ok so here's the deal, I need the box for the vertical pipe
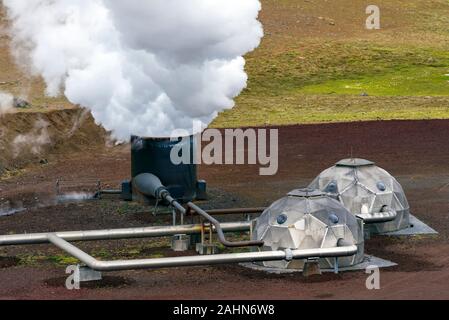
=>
[334,257,339,274]
[172,209,177,226]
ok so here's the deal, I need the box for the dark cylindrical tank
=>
[130,135,199,203]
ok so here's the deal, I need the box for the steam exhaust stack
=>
[122,136,207,204]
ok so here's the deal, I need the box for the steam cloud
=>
[0,91,13,115]
[13,118,51,158]
[2,0,263,140]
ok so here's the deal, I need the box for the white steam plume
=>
[12,118,51,158]
[2,0,263,140]
[0,90,13,115]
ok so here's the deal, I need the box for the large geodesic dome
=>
[309,159,410,234]
[252,189,364,270]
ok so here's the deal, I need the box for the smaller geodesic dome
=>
[309,159,410,234]
[252,189,364,270]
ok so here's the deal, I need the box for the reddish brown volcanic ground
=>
[1,120,449,299]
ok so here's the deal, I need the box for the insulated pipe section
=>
[187,202,264,248]
[357,206,397,224]
[204,208,266,216]
[133,173,168,200]
[133,173,186,213]
[0,222,251,246]
[47,233,358,272]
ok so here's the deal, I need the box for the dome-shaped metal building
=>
[252,189,364,270]
[309,159,410,234]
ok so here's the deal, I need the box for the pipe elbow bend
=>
[88,260,109,272]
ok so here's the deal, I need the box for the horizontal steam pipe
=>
[93,189,122,199]
[357,207,397,224]
[98,190,122,195]
[0,222,251,246]
[204,207,266,216]
[47,233,358,272]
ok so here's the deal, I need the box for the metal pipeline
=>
[0,173,261,247]
[187,202,264,248]
[0,222,251,246]
[133,173,263,248]
[0,172,362,273]
[93,190,122,199]
[98,190,122,195]
[0,224,357,273]
[0,168,360,273]
[47,233,358,272]
[357,206,397,224]
[204,208,266,216]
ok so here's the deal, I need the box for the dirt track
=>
[0,119,449,300]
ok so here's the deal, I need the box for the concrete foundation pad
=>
[240,255,397,274]
[333,255,397,272]
[381,214,438,236]
[78,265,102,282]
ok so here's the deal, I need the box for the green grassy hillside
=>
[213,0,449,127]
[1,1,449,126]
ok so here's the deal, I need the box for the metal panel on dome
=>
[309,158,411,234]
[252,189,364,270]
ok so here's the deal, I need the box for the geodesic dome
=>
[252,189,364,270]
[309,159,410,234]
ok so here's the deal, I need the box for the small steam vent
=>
[309,159,410,234]
[252,189,364,270]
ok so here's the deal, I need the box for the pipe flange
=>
[284,248,294,261]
